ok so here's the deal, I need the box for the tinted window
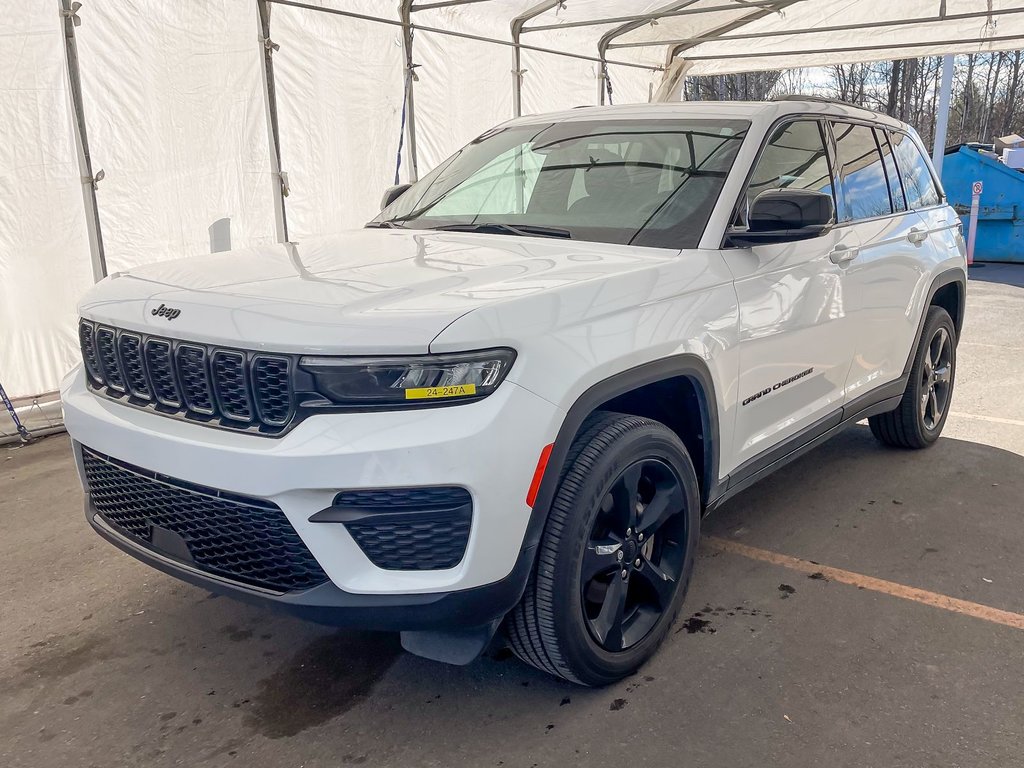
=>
[831,122,892,221]
[375,119,749,249]
[891,132,941,209]
[877,129,907,213]
[739,120,833,225]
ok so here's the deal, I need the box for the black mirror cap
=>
[380,183,412,211]
[726,189,835,247]
[749,188,834,231]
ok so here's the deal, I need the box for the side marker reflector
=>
[526,443,554,508]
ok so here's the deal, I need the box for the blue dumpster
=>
[941,145,1024,263]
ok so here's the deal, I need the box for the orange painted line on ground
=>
[705,536,1024,631]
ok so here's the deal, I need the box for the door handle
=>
[829,244,859,265]
[908,228,929,245]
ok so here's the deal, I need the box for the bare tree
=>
[682,50,1024,146]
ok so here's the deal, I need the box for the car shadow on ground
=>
[6,427,1024,766]
[968,261,1024,288]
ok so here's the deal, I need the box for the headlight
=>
[298,348,516,408]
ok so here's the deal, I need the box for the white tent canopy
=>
[3,0,1023,401]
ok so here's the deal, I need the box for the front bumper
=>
[62,366,562,628]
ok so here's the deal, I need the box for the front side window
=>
[373,119,749,249]
[831,122,892,221]
[891,131,941,209]
[737,119,834,226]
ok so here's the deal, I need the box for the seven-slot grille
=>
[81,447,328,592]
[79,319,294,434]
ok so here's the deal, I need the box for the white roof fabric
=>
[3,0,1024,399]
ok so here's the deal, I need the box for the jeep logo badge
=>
[151,303,181,320]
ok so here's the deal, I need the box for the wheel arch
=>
[903,267,967,380]
[929,273,965,339]
[531,355,721,526]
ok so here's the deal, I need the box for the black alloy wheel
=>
[506,412,700,686]
[869,306,957,449]
[581,458,688,652]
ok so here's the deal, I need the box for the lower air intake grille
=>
[82,447,328,592]
[332,487,472,571]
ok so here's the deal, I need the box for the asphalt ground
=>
[2,264,1022,767]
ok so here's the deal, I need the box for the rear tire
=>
[869,306,956,449]
[505,412,700,686]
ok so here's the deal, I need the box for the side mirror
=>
[726,189,834,247]
[381,183,412,211]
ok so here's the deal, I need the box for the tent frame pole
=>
[611,6,1024,49]
[400,0,419,181]
[522,0,799,33]
[678,32,1024,64]
[269,1,659,71]
[257,0,289,242]
[597,2,698,106]
[932,53,955,176]
[511,2,562,117]
[59,0,107,281]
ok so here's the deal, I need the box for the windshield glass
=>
[372,118,750,249]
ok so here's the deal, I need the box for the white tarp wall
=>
[73,1,278,274]
[0,6,94,400]
[273,0,406,238]
[5,0,1024,401]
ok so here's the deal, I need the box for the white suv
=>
[63,100,966,685]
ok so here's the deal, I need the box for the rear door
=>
[891,129,966,290]
[831,122,928,405]
[725,118,861,470]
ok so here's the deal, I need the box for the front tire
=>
[869,306,957,449]
[506,412,700,686]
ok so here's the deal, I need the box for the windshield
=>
[371,118,750,249]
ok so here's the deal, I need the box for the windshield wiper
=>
[364,220,407,229]
[431,223,572,239]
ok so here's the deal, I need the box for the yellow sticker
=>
[405,384,477,400]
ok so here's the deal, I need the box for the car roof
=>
[507,100,908,132]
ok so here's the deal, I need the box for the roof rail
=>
[773,94,877,112]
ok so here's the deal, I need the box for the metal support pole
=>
[510,3,561,119]
[400,1,419,181]
[596,2,698,106]
[59,0,107,281]
[932,53,955,177]
[967,181,981,266]
[257,0,289,242]
[512,42,524,117]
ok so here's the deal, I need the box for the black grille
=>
[79,320,103,384]
[253,357,293,426]
[176,344,215,414]
[333,487,472,570]
[118,333,151,400]
[211,351,253,422]
[79,319,295,434]
[145,339,181,407]
[82,447,328,592]
[95,326,126,392]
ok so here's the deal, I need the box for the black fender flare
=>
[903,266,967,378]
[521,353,721,561]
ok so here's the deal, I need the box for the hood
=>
[80,229,679,354]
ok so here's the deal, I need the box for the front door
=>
[725,119,860,471]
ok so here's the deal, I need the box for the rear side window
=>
[831,122,892,221]
[737,120,834,226]
[891,132,941,209]
[876,129,907,213]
